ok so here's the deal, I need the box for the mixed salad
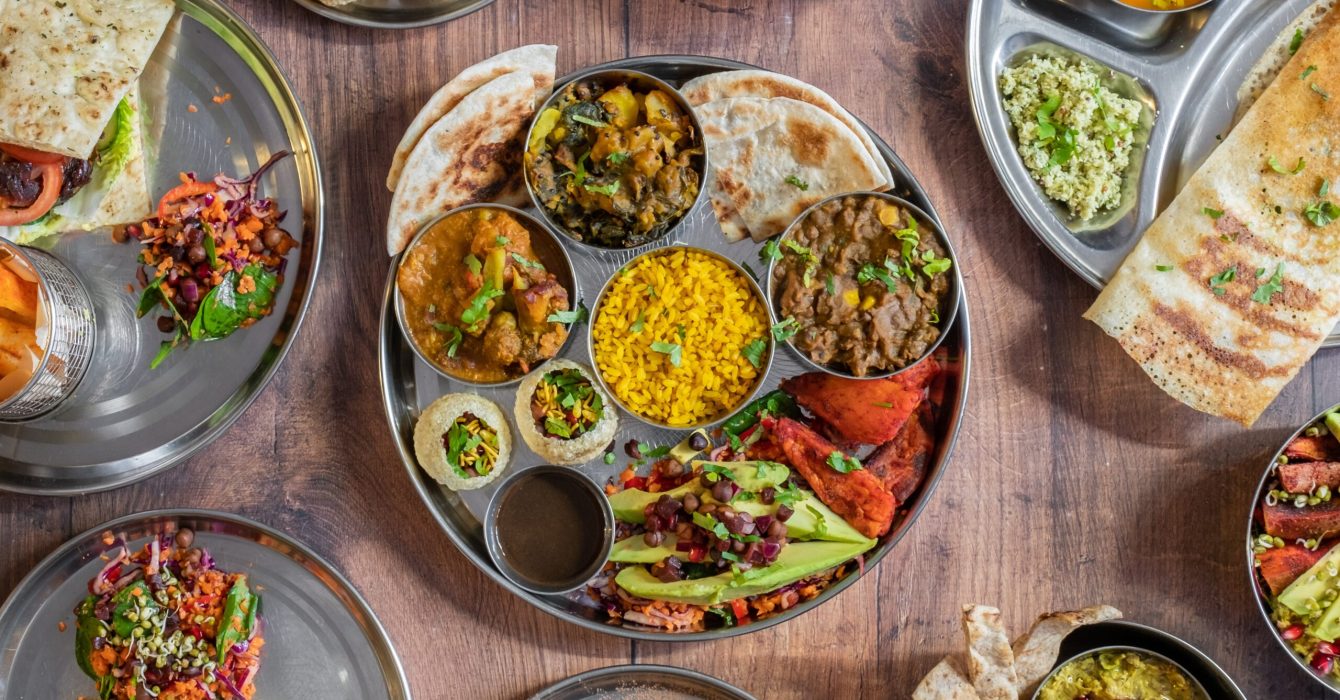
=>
[75,528,263,700]
[122,152,298,369]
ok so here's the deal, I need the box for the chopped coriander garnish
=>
[1323,179,1332,197]
[463,253,482,275]
[771,317,799,342]
[494,235,510,246]
[460,281,504,328]
[741,261,760,281]
[785,175,809,190]
[1305,200,1340,226]
[650,341,683,367]
[511,252,545,270]
[1202,207,1224,219]
[677,324,687,342]
[629,312,646,333]
[1303,65,1319,80]
[1291,28,1306,55]
[1268,156,1306,175]
[607,151,629,164]
[432,323,463,358]
[1253,263,1286,304]
[824,273,835,295]
[1208,266,1237,296]
[921,250,953,276]
[604,452,616,465]
[646,284,656,298]
[826,451,862,474]
[1155,264,1174,272]
[858,261,897,291]
[546,304,588,325]
[760,239,782,264]
[872,401,894,408]
[741,338,767,368]
[584,180,620,196]
[571,114,608,128]
[1313,83,1332,101]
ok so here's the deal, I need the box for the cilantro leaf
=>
[826,451,862,474]
[650,341,682,367]
[741,338,767,368]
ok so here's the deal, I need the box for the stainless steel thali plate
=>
[0,0,323,495]
[967,0,1340,347]
[0,510,409,699]
[530,665,757,700]
[379,55,972,640]
[290,0,495,29]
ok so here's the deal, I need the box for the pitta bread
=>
[385,71,538,256]
[961,605,1019,700]
[1011,605,1121,695]
[681,69,894,190]
[912,655,979,700]
[386,45,556,192]
[0,0,174,158]
[695,97,886,241]
[1236,0,1336,123]
[1086,3,1340,426]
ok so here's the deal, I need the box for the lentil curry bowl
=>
[590,247,772,429]
[768,193,957,378]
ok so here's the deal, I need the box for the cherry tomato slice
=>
[0,143,64,165]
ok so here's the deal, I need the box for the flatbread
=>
[1084,2,1340,426]
[1236,0,1337,123]
[386,71,538,256]
[91,87,151,229]
[682,69,894,191]
[961,605,1018,700]
[912,655,978,700]
[0,0,175,158]
[386,45,556,192]
[1011,605,1121,695]
[695,97,886,242]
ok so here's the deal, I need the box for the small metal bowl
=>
[765,192,961,380]
[391,203,580,388]
[522,68,709,256]
[1106,0,1215,14]
[483,465,614,596]
[1247,402,1340,695]
[1032,645,1212,699]
[587,244,775,431]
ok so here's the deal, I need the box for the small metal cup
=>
[483,465,614,596]
[765,192,961,380]
[0,241,96,422]
[391,203,580,388]
[522,68,709,257]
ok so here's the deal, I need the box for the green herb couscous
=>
[1000,54,1144,222]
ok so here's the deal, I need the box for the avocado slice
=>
[1279,545,1340,618]
[614,539,875,605]
[702,461,790,491]
[1327,412,1340,443]
[609,482,699,524]
[1313,592,1340,642]
[610,535,679,564]
[607,462,792,525]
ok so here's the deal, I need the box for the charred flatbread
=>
[386,45,557,192]
[695,96,885,241]
[1236,0,1336,123]
[962,605,1019,700]
[386,71,539,256]
[1085,3,1340,426]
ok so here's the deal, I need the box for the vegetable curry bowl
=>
[394,204,579,386]
[766,193,960,379]
[524,69,708,252]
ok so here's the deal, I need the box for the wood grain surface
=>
[1,0,1336,697]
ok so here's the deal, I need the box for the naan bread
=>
[681,69,894,190]
[1236,0,1337,123]
[696,97,885,241]
[386,45,557,192]
[1085,3,1340,426]
[386,71,538,256]
[0,0,175,158]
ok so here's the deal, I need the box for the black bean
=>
[248,237,265,254]
[731,540,745,553]
[111,226,129,244]
[760,487,775,505]
[624,439,643,459]
[156,316,176,333]
[655,496,681,519]
[262,227,284,249]
[711,479,735,503]
[689,432,709,451]
[682,492,700,513]
[643,530,665,547]
[174,528,194,549]
[768,519,786,538]
[187,245,206,264]
[662,461,685,477]
[776,504,794,522]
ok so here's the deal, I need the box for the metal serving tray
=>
[0,0,324,495]
[379,55,972,640]
[290,0,495,29]
[966,0,1339,347]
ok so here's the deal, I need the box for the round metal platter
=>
[0,0,324,495]
[290,0,495,29]
[0,510,410,699]
[967,0,1340,348]
[530,664,756,700]
[1046,620,1245,699]
[379,55,972,640]
[1246,401,1340,695]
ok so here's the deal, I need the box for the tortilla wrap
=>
[386,71,538,256]
[1236,0,1336,123]
[387,45,557,192]
[0,0,175,158]
[1011,605,1121,694]
[1084,3,1340,426]
[681,69,894,190]
[695,97,885,241]
[962,605,1019,700]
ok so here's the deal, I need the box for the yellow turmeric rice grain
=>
[592,248,769,427]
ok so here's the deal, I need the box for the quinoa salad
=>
[1000,54,1144,222]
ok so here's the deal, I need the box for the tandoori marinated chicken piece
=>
[864,403,935,504]
[1264,498,1340,541]
[769,417,895,538]
[1285,435,1340,463]
[781,357,939,446]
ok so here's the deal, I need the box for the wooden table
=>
[2,0,1336,697]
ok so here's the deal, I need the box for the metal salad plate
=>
[0,0,324,495]
[967,0,1340,347]
[530,665,757,700]
[1044,620,1246,699]
[379,55,972,640]
[0,509,410,699]
[291,0,496,29]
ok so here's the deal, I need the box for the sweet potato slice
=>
[1257,543,1331,595]
[1264,499,1340,541]
[865,403,934,503]
[1285,435,1340,463]
[771,417,895,538]
[781,357,939,446]
[1279,462,1340,495]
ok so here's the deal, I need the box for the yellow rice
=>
[592,249,769,427]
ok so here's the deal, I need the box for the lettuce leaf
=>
[93,97,136,193]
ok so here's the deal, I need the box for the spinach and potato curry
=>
[525,74,704,248]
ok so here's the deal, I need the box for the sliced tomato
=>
[156,181,219,220]
[730,598,749,621]
[0,143,64,165]
[0,164,63,226]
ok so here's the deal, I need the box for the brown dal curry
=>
[773,195,950,376]
[398,208,570,383]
